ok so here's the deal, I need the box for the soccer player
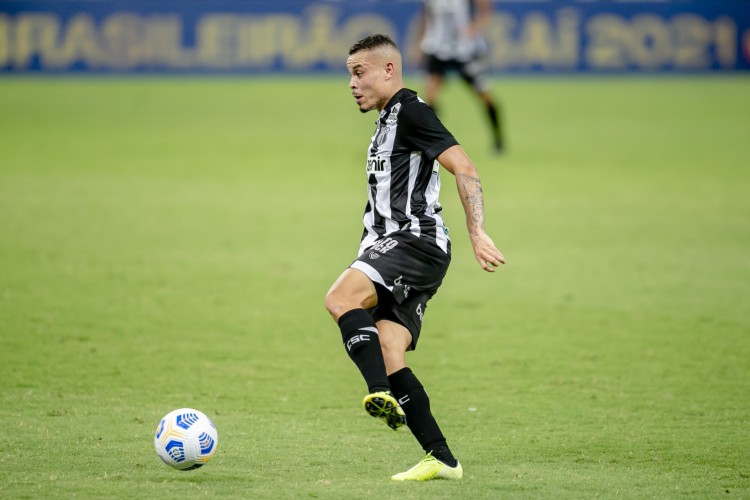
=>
[415,0,504,153]
[324,34,505,481]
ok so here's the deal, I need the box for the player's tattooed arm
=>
[456,173,486,240]
[437,145,506,272]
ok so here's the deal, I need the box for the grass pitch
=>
[1,75,749,498]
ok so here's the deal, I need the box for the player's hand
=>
[470,231,505,272]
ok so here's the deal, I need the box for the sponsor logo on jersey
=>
[371,237,398,253]
[367,155,386,173]
[394,275,411,298]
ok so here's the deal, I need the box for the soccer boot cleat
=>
[390,453,463,481]
[362,391,406,430]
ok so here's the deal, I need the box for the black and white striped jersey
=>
[420,0,486,62]
[358,88,458,257]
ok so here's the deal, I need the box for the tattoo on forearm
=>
[457,174,485,235]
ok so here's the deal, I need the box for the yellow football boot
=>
[362,391,406,430]
[391,453,463,481]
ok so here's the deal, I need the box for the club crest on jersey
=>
[375,126,390,146]
[366,155,386,173]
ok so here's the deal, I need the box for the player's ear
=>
[384,61,395,79]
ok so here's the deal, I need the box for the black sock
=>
[388,367,458,467]
[338,309,389,393]
[486,101,503,150]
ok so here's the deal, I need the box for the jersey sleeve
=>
[399,102,459,161]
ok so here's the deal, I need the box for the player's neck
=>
[377,85,404,111]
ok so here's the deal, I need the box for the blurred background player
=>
[415,0,504,153]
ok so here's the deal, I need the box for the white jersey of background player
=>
[420,0,489,62]
[416,0,504,153]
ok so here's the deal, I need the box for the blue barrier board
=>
[1,1,749,73]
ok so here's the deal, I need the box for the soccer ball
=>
[154,408,218,470]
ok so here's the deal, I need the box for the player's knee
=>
[323,290,340,318]
[324,288,351,321]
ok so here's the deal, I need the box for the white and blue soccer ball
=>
[154,408,218,470]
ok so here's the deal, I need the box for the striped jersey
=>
[420,0,486,62]
[359,88,458,257]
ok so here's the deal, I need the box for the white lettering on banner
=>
[0,14,9,65]
[55,14,103,69]
[0,6,741,72]
[714,16,737,67]
[484,9,581,69]
[1,6,396,71]
[100,13,143,69]
[586,13,737,69]
[10,13,57,68]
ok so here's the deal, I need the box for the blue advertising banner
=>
[1,0,749,74]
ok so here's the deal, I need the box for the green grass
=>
[1,75,749,498]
